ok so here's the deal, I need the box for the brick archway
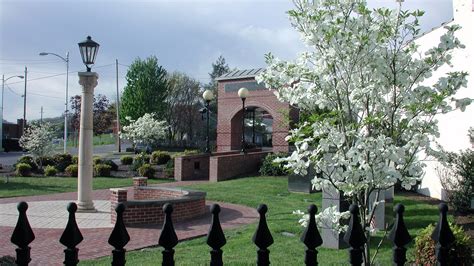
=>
[216,69,298,153]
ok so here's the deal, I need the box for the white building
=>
[416,0,474,200]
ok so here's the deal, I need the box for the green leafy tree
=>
[120,56,168,125]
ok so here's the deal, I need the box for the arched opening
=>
[230,106,273,150]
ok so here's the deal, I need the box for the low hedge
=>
[151,151,171,165]
[259,153,289,176]
[17,156,38,172]
[53,153,73,172]
[101,159,118,171]
[44,165,57,176]
[138,164,155,179]
[15,163,32,177]
[94,164,112,177]
[65,165,78,177]
[120,156,133,165]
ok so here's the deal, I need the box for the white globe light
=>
[203,89,214,101]
[238,87,249,99]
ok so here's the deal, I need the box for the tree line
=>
[68,55,231,147]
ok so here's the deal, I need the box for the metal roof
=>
[216,68,265,81]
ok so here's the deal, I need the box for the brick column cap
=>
[133,177,148,181]
[110,188,128,192]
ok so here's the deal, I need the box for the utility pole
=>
[22,66,27,135]
[115,59,121,152]
[40,106,44,123]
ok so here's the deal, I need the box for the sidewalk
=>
[0,181,258,265]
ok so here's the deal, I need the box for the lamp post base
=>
[76,201,97,213]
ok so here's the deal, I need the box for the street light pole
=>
[1,74,24,152]
[39,51,69,153]
[238,87,249,154]
[202,89,214,154]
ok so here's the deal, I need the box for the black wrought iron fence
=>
[9,201,455,266]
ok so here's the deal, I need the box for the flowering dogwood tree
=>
[120,113,168,146]
[256,0,470,263]
[19,122,55,169]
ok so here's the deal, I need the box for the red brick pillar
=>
[133,176,148,188]
[110,188,127,223]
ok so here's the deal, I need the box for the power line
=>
[5,63,116,85]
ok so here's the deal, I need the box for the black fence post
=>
[252,204,274,266]
[11,201,35,266]
[59,202,84,266]
[159,203,178,266]
[388,204,411,266]
[206,204,226,266]
[301,204,323,266]
[431,203,455,266]
[108,203,130,266]
[343,204,366,266]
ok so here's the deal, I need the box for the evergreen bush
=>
[120,155,133,165]
[138,164,155,178]
[44,165,57,176]
[65,165,79,177]
[15,163,32,177]
[259,153,289,176]
[53,153,73,172]
[17,156,38,172]
[151,151,171,165]
[414,223,472,265]
[94,164,112,177]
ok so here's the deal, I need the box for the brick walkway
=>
[0,181,258,265]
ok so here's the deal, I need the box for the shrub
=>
[53,153,73,172]
[44,165,57,176]
[443,150,474,213]
[120,156,133,165]
[414,223,472,265]
[151,151,171,165]
[94,164,112,177]
[65,164,79,177]
[164,159,174,178]
[131,153,150,171]
[138,164,155,178]
[184,149,199,155]
[125,147,134,152]
[15,163,32,177]
[93,157,102,165]
[72,156,79,164]
[17,155,38,172]
[102,159,119,171]
[259,152,289,176]
[37,156,55,167]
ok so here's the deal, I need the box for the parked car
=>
[134,143,152,154]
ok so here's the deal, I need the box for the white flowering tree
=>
[120,113,168,147]
[256,0,471,263]
[19,122,55,169]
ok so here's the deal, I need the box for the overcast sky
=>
[0,0,453,122]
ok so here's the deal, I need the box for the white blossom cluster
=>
[19,122,55,160]
[257,0,471,235]
[293,206,351,233]
[120,113,168,146]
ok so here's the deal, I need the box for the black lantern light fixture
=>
[202,89,214,154]
[78,36,100,72]
[238,87,249,153]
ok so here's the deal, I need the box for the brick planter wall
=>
[110,177,207,225]
[209,151,271,182]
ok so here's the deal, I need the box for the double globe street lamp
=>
[202,89,214,154]
[1,75,24,151]
[39,51,69,153]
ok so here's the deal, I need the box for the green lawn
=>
[82,176,441,265]
[0,176,172,198]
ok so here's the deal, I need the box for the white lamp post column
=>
[77,71,98,211]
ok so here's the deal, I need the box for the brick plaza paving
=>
[0,181,259,265]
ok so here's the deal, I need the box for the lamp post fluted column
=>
[77,71,98,212]
[202,89,214,154]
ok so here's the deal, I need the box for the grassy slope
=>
[0,176,171,198]
[83,176,440,265]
